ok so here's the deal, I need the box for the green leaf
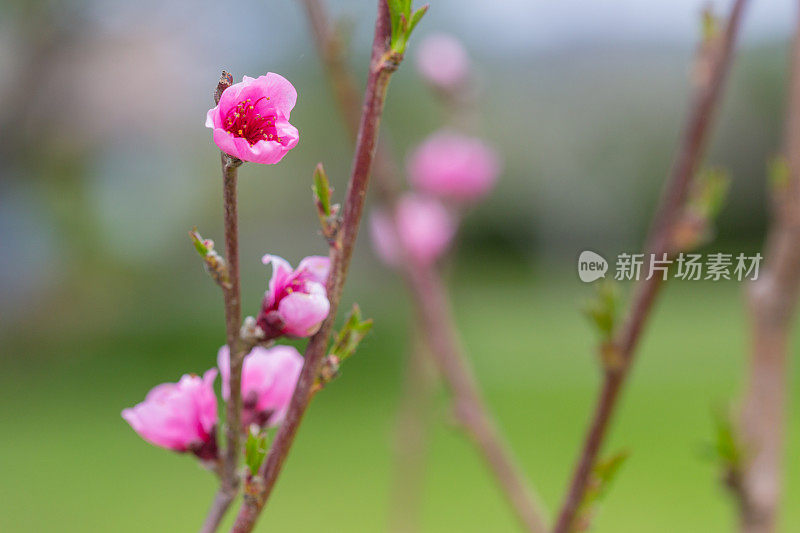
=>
[583,280,619,340]
[245,427,269,476]
[710,404,743,470]
[387,0,428,54]
[313,163,332,217]
[690,167,730,219]
[408,5,429,35]
[330,304,374,362]
[572,450,629,532]
[189,227,210,256]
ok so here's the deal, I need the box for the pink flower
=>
[205,74,299,164]
[408,131,501,202]
[217,345,303,428]
[415,33,470,91]
[122,369,218,459]
[256,255,331,338]
[370,193,457,266]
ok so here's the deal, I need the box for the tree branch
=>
[389,330,436,533]
[200,152,245,533]
[552,1,750,531]
[298,1,549,530]
[229,3,397,531]
[737,5,800,531]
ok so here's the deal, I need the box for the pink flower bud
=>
[205,73,299,164]
[217,345,303,428]
[122,369,218,459]
[415,33,470,91]
[370,193,457,267]
[408,131,501,202]
[256,255,331,338]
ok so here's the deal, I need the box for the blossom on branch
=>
[256,255,331,338]
[415,33,470,91]
[370,193,456,267]
[121,370,219,459]
[217,345,303,429]
[408,131,500,202]
[205,74,299,164]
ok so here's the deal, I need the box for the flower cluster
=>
[370,35,501,267]
[124,75,331,463]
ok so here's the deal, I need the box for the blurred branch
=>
[389,333,436,533]
[735,5,800,531]
[298,1,550,531]
[229,3,399,531]
[553,1,750,531]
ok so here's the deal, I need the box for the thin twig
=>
[737,6,800,531]
[405,263,550,532]
[552,1,750,531]
[389,332,437,533]
[298,1,549,530]
[200,148,244,533]
[229,3,397,531]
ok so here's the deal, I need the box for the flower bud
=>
[256,255,331,338]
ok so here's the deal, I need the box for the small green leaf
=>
[330,304,373,362]
[189,227,210,256]
[245,427,269,476]
[710,404,743,470]
[408,5,429,35]
[583,280,619,340]
[313,163,332,217]
[690,167,730,219]
[572,450,629,532]
[387,0,427,54]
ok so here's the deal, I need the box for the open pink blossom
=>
[122,369,218,459]
[408,131,501,202]
[256,255,331,338]
[370,193,457,267]
[415,33,470,90]
[218,345,303,428]
[205,74,299,164]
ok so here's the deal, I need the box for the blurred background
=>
[1,0,799,531]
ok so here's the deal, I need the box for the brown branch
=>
[298,1,549,530]
[737,6,800,531]
[552,1,750,531]
[405,263,550,532]
[389,331,437,533]
[200,152,245,533]
[228,3,397,531]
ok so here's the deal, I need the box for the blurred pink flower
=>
[415,33,470,90]
[217,345,303,428]
[370,193,457,266]
[256,255,331,338]
[408,131,501,201]
[121,370,218,459]
[205,74,299,164]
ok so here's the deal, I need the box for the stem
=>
[298,1,548,530]
[200,154,244,533]
[552,1,749,531]
[406,264,549,533]
[389,332,436,533]
[737,6,800,531]
[229,3,396,531]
